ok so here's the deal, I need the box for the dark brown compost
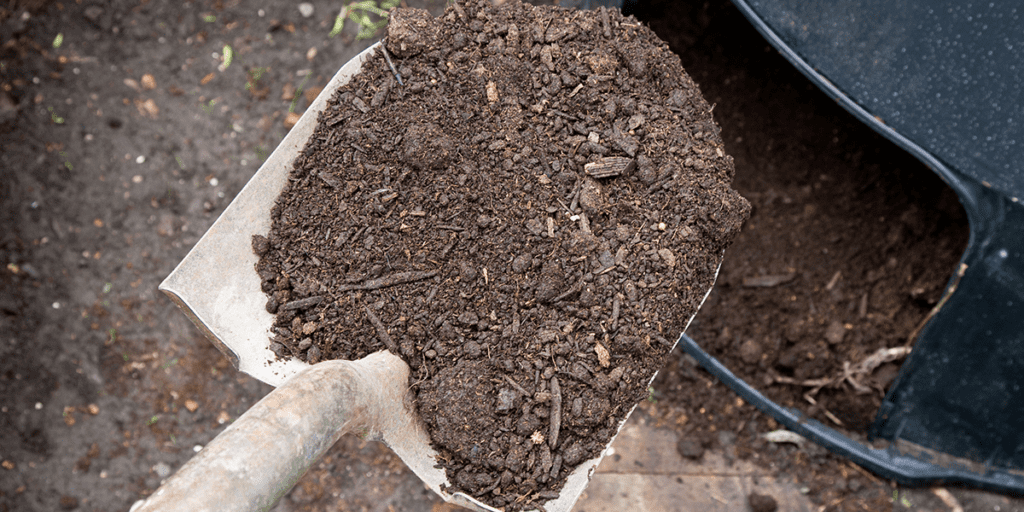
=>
[253,1,749,509]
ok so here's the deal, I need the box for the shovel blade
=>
[158,40,713,512]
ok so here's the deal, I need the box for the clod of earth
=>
[254,1,749,510]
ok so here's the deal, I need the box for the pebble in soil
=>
[254,0,749,510]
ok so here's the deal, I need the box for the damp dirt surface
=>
[254,1,749,508]
[4,1,1024,512]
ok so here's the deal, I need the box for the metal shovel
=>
[135,42,713,512]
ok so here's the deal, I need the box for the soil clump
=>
[254,0,748,509]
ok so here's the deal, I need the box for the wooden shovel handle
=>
[130,351,411,512]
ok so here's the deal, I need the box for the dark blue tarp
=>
[678,0,1024,494]
[744,1,1023,201]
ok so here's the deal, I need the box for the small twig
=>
[577,210,592,235]
[279,296,323,311]
[932,487,964,512]
[555,197,573,217]
[905,262,967,347]
[804,393,844,426]
[567,179,583,213]
[846,460,883,484]
[841,361,872,394]
[380,43,403,86]
[438,234,458,260]
[819,497,845,512]
[608,294,622,332]
[503,374,530,397]
[364,305,399,354]
[337,270,438,292]
[825,270,842,290]
[774,346,912,395]
[548,377,561,449]
[709,493,728,505]
[653,335,674,348]
[774,374,833,391]
[551,277,585,303]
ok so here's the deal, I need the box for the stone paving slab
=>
[573,412,813,511]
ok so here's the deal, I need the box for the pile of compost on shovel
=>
[253,0,749,509]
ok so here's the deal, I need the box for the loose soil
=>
[253,1,748,509]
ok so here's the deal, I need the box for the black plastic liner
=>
[678,0,1024,494]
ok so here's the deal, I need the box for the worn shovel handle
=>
[130,351,411,512]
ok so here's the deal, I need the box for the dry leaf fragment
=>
[761,429,805,445]
[742,273,796,288]
[281,82,296,101]
[594,342,610,367]
[657,248,676,268]
[134,98,159,119]
[584,156,635,178]
[486,81,498,103]
[301,322,317,335]
[123,78,141,91]
[63,406,76,426]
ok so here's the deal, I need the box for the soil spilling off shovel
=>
[253,1,749,509]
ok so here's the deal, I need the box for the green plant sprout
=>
[47,106,64,124]
[891,489,912,508]
[289,73,312,113]
[245,67,266,90]
[59,150,72,170]
[330,1,400,40]
[220,45,234,71]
